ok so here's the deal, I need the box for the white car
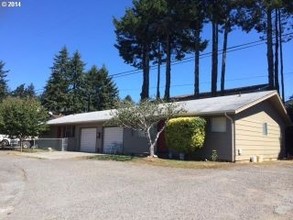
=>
[0,134,31,149]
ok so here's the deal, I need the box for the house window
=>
[63,126,75,138]
[211,117,226,132]
[263,123,268,136]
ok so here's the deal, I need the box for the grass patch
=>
[89,154,234,168]
[89,154,135,162]
[21,148,49,153]
[87,155,293,169]
[133,157,234,169]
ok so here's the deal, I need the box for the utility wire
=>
[110,32,293,79]
[35,71,293,95]
[118,71,293,93]
[35,33,293,94]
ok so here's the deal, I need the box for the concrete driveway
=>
[0,151,292,220]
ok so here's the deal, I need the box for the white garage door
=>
[80,128,97,153]
[103,127,123,154]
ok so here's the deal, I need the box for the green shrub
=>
[165,117,206,153]
[211,150,218,161]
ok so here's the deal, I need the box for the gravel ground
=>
[0,151,292,220]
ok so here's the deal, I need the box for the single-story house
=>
[45,90,291,162]
[44,110,150,155]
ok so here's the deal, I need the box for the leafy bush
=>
[165,117,206,153]
[211,150,218,161]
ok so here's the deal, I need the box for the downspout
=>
[225,112,235,162]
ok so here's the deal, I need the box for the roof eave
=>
[180,110,236,117]
[234,91,277,114]
[47,119,109,126]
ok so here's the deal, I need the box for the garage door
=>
[103,127,123,154]
[80,128,97,153]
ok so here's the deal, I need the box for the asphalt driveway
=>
[0,151,292,220]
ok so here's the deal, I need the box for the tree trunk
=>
[274,9,279,93]
[211,21,218,96]
[149,143,155,157]
[164,34,171,100]
[156,44,161,100]
[194,30,200,96]
[141,44,150,100]
[267,8,274,89]
[278,9,285,102]
[221,24,229,93]
[147,123,167,157]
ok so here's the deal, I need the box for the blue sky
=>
[0,0,292,101]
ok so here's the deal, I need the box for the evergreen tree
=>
[86,65,119,111]
[205,0,227,96]
[41,47,70,114]
[114,2,152,100]
[11,83,37,99]
[11,84,26,98]
[275,2,293,100]
[67,51,87,114]
[25,83,36,98]
[123,95,135,104]
[180,0,208,96]
[161,0,187,100]
[220,0,239,93]
[0,61,9,102]
[239,1,279,90]
[114,0,187,100]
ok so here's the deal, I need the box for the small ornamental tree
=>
[0,97,48,151]
[165,117,206,154]
[109,99,185,157]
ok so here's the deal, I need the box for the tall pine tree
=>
[67,51,87,114]
[41,47,70,114]
[0,61,9,102]
[11,83,36,99]
[25,83,36,98]
[86,65,119,111]
[11,84,26,98]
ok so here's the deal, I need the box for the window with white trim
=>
[211,117,226,132]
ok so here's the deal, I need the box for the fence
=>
[34,138,68,151]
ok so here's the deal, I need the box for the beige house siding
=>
[235,101,285,162]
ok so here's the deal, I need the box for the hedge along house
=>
[45,90,291,162]
[157,90,291,162]
[45,110,150,155]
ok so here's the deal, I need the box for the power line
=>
[118,71,293,93]
[110,32,293,79]
[35,33,293,94]
[35,69,293,95]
